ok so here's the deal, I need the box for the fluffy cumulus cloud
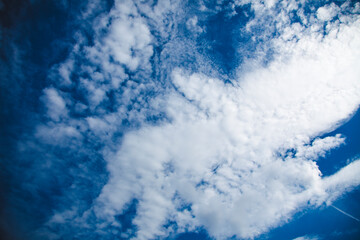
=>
[13,0,360,239]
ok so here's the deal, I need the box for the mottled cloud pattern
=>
[3,0,360,239]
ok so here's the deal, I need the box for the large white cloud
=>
[94,14,360,240]
[36,0,360,239]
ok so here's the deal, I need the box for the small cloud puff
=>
[41,87,68,122]
[317,3,340,22]
[186,16,204,34]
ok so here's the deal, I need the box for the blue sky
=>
[1,0,360,239]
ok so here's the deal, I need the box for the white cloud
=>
[79,78,107,109]
[57,58,74,87]
[323,159,360,204]
[295,134,345,160]
[88,0,153,72]
[94,15,360,239]
[36,1,360,239]
[186,16,204,34]
[41,88,68,122]
[317,3,340,22]
[103,16,153,71]
[35,123,83,147]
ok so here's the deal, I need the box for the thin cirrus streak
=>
[330,205,360,222]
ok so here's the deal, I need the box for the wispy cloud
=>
[330,205,360,222]
[293,235,320,240]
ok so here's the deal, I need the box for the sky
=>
[0,0,360,240]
